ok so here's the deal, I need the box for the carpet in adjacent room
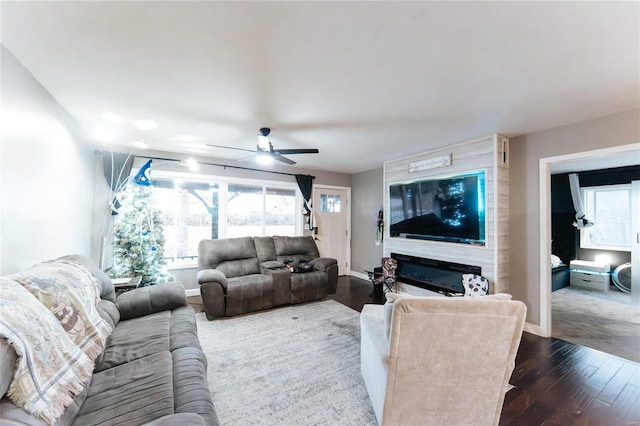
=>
[196,299,377,425]
[552,286,640,362]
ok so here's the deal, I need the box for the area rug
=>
[196,300,377,425]
[552,287,640,362]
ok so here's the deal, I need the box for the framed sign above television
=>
[389,170,486,245]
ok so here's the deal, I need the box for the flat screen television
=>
[389,170,486,245]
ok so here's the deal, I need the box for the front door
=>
[313,186,350,275]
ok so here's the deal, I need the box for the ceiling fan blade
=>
[206,144,256,153]
[274,148,319,155]
[273,154,296,165]
[237,153,257,162]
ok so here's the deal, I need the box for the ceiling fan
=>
[207,127,319,165]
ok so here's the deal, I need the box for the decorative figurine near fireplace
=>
[462,274,489,296]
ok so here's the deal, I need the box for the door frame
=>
[538,143,640,337]
[312,184,352,275]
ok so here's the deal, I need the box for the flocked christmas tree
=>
[110,171,173,286]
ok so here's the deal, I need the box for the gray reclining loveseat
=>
[197,236,338,320]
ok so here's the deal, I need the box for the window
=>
[226,184,296,238]
[152,179,219,265]
[320,193,341,212]
[117,173,300,266]
[580,184,631,251]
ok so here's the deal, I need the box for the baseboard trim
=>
[349,271,369,281]
[524,322,546,337]
[185,288,200,297]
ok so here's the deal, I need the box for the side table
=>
[366,268,385,297]
[113,276,142,294]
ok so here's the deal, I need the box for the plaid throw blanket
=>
[10,260,112,361]
[0,279,94,424]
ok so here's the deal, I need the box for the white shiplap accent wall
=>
[384,134,509,294]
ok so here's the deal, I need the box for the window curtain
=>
[568,173,593,229]
[295,174,316,231]
[103,152,134,215]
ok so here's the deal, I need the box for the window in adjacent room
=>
[580,184,631,251]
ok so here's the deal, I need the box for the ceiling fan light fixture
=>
[133,139,149,149]
[257,135,270,151]
[180,158,199,171]
[256,152,273,165]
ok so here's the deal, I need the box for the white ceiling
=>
[2,1,638,174]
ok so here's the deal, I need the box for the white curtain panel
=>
[568,173,594,229]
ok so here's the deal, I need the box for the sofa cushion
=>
[97,299,120,329]
[170,307,203,352]
[254,236,277,262]
[198,237,260,277]
[0,398,48,426]
[197,269,228,289]
[96,307,199,371]
[310,257,337,272]
[172,347,218,424]
[225,274,274,317]
[217,258,261,279]
[95,311,171,372]
[289,271,328,304]
[116,282,187,321]
[143,413,207,425]
[73,352,175,426]
[273,235,320,260]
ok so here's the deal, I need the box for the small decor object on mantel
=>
[408,154,451,173]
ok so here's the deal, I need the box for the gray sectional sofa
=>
[0,255,219,426]
[197,235,338,319]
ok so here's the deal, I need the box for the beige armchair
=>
[360,295,526,425]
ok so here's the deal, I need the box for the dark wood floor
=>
[332,276,640,426]
[191,276,640,425]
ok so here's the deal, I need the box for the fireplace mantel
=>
[383,134,510,294]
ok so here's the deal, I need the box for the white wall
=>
[509,109,640,326]
[1,47,95,274]
[384,134,510,295]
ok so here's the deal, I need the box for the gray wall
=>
[1,47,95,274]
[350,167,384,275]
[509,109,640,326]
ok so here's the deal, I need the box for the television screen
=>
[389,171,485,244]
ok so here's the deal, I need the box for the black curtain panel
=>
[295,174,314,215]
[103,152,134,214]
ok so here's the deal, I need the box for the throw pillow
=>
[462,273,489,296]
